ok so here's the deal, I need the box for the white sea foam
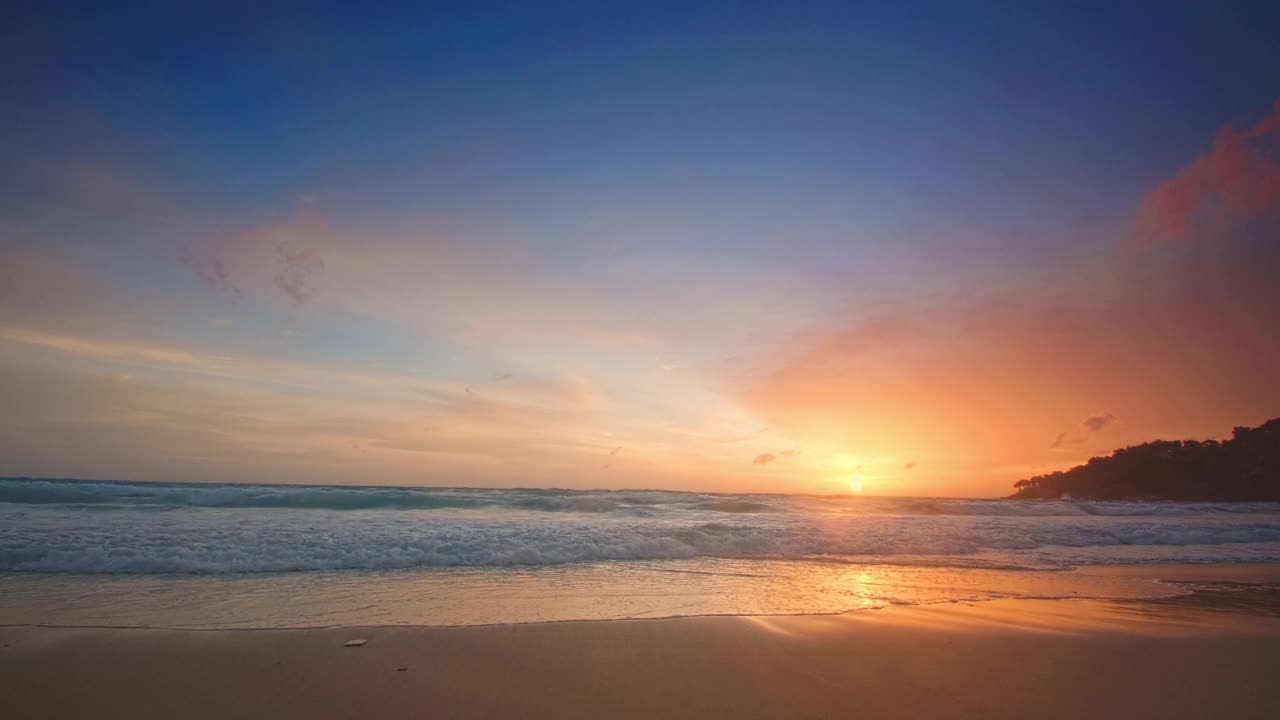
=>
[2,478,1279,574]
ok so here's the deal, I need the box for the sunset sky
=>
[3,3,1279,496]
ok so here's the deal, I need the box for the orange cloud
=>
[1135,98,1280,245]
[1050,412,1116,449]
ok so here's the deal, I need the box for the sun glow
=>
[849,477,863,493]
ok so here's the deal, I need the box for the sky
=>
[2,2,1279,496]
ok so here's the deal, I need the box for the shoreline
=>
[2,561,1279,632]
[5,591,1280,720]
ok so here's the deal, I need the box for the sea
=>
[3,477,1279,628]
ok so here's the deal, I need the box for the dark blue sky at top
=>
[5,1,1280,268]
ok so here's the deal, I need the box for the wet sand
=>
[5,585,1280,720]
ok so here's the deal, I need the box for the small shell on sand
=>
[344,639,367,647]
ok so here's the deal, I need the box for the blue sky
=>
[2,2,1279,495]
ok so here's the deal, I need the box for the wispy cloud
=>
[1135,97,1280,245]
[0,321,432,397]
[1081,411,1116,432]
[179,200,329,306]
[0,323,212,368]
[180,249,240,295]
[273,242,325,303]
[1050,412,1116,449]
[751,448,800,466]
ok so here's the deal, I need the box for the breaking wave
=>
[2,478,1279,574]
[4,478,1276,516]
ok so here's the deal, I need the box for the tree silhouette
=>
[1009,418,1280,500]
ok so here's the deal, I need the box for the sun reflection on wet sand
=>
[0,561,1237,629]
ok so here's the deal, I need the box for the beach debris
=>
[396,667,409,672]
[344,639,368,647]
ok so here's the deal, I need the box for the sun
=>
[849,477,863,493]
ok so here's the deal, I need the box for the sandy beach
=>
[6,581,1280,720]
[6,5,1280,718]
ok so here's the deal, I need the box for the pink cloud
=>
[180,201,328,305]
[1136,98,1280,245]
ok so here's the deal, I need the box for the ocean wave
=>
[4,478,1280,575]
[693,500,775,513]
[0,479,673,513]
[3,501,1280,574]
[888,498,1280,517]
[4,479,1277,517]
[0,478,482,510]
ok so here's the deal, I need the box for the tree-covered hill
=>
[1009,418,1280,500]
